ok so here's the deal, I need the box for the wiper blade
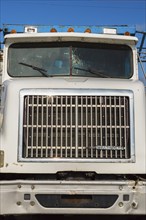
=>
[19,62,49,77]
[74,67,110,78]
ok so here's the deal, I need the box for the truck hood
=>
[2,77,144,92]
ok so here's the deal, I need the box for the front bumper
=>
[0,180,146,215]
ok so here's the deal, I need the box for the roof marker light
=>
[124,31,130,36]
[50,28,57,32]
[84,28,91,33]
[24,26,37,33]
[67,27,74,32]
[10,29,17,34]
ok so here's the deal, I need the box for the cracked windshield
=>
[8,42,132,78]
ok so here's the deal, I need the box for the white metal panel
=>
[0,78,145,174]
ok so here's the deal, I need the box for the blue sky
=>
[0,0,146,28]
[0,0,146,82]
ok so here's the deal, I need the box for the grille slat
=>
[22,94,131,160]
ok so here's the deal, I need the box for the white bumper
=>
[0,180,146,215]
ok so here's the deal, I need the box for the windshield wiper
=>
[19,62,49,77]
[74,67,110,78]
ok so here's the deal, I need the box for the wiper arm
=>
[74,67,110,78]
[19,62,49,77]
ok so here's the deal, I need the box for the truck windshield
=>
[8,42,133,78]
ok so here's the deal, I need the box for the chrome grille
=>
[22,94,131,160]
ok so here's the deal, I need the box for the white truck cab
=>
[0,25,146,216]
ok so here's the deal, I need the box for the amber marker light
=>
[124,31,130,36]
[10,29,17,34]
[84,28,91,33]
[67,27,74,32]
[50,28,57,32]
